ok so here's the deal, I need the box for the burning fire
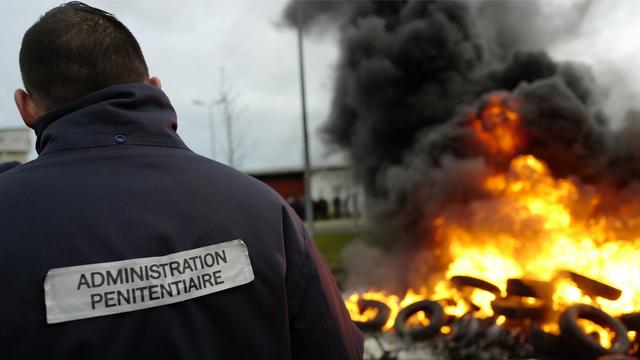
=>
[441,153,640,317]
[466,92,524,159]
[345,94,640,347]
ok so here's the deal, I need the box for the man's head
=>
[15,1,161,127]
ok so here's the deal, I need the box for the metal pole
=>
[223,99,234,167]
[297,8,314,235]
[207,104,216,159]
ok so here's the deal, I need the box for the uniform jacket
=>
[0,83,363,359]
[0,161,20,173]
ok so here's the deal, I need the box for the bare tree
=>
[215,68,250,168]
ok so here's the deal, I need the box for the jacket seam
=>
[38,143,191,157]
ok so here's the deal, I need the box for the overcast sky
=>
[0,0,342,172]
[1,0,640,172]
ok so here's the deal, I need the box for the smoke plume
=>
[282,0,640,289]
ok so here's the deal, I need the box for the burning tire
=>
[450,275,501,295]
[353,299,391,333]
[491,296,550,320]
[560,271,622,301]
[394,300,445,341]
[448,313,482,348]
[559,304,631,356]
[506,278,553,300]
[618,313,640,357]
[619,312,640,330]
[529,324,568,357]
[597,355,638,360]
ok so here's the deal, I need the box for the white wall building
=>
[248,164,368,221]
[0,127,31,163]
[310,166,367,219]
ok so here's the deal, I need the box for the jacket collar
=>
[35,83,188,155]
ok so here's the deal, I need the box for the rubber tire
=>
[529,324,569,357]
[597,355,638,360]
[618,313,640,357]
[619,312,640,330]
[491,296,549,320]
[506,278,553,299]
[448,313,482,348]
[561,271,622,301]
[559,304,631,356]
[394,300,445,341]
[450,275,501,295]
[353,299,391,333]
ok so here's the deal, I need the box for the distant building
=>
[249,168,305,199]
[248,165,367,220]
[0,127,31,163]
[310,166,366,220]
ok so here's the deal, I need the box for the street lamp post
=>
[296,7,315,236]
[193,99,218,159]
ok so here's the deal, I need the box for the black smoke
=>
[282,0,639,289]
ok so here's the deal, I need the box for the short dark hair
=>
[19,2,149,110]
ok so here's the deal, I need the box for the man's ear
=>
[14,89,42,129]
[149,76,161,90]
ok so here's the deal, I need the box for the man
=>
[0,161,20,173]
[0,2,363,359]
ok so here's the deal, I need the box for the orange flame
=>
[345,95,640,349]
[466,92,524,158]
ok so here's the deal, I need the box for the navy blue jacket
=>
[0,162,20,173]
[0,84,363,359]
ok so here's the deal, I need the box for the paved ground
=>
[364,335,446,360]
